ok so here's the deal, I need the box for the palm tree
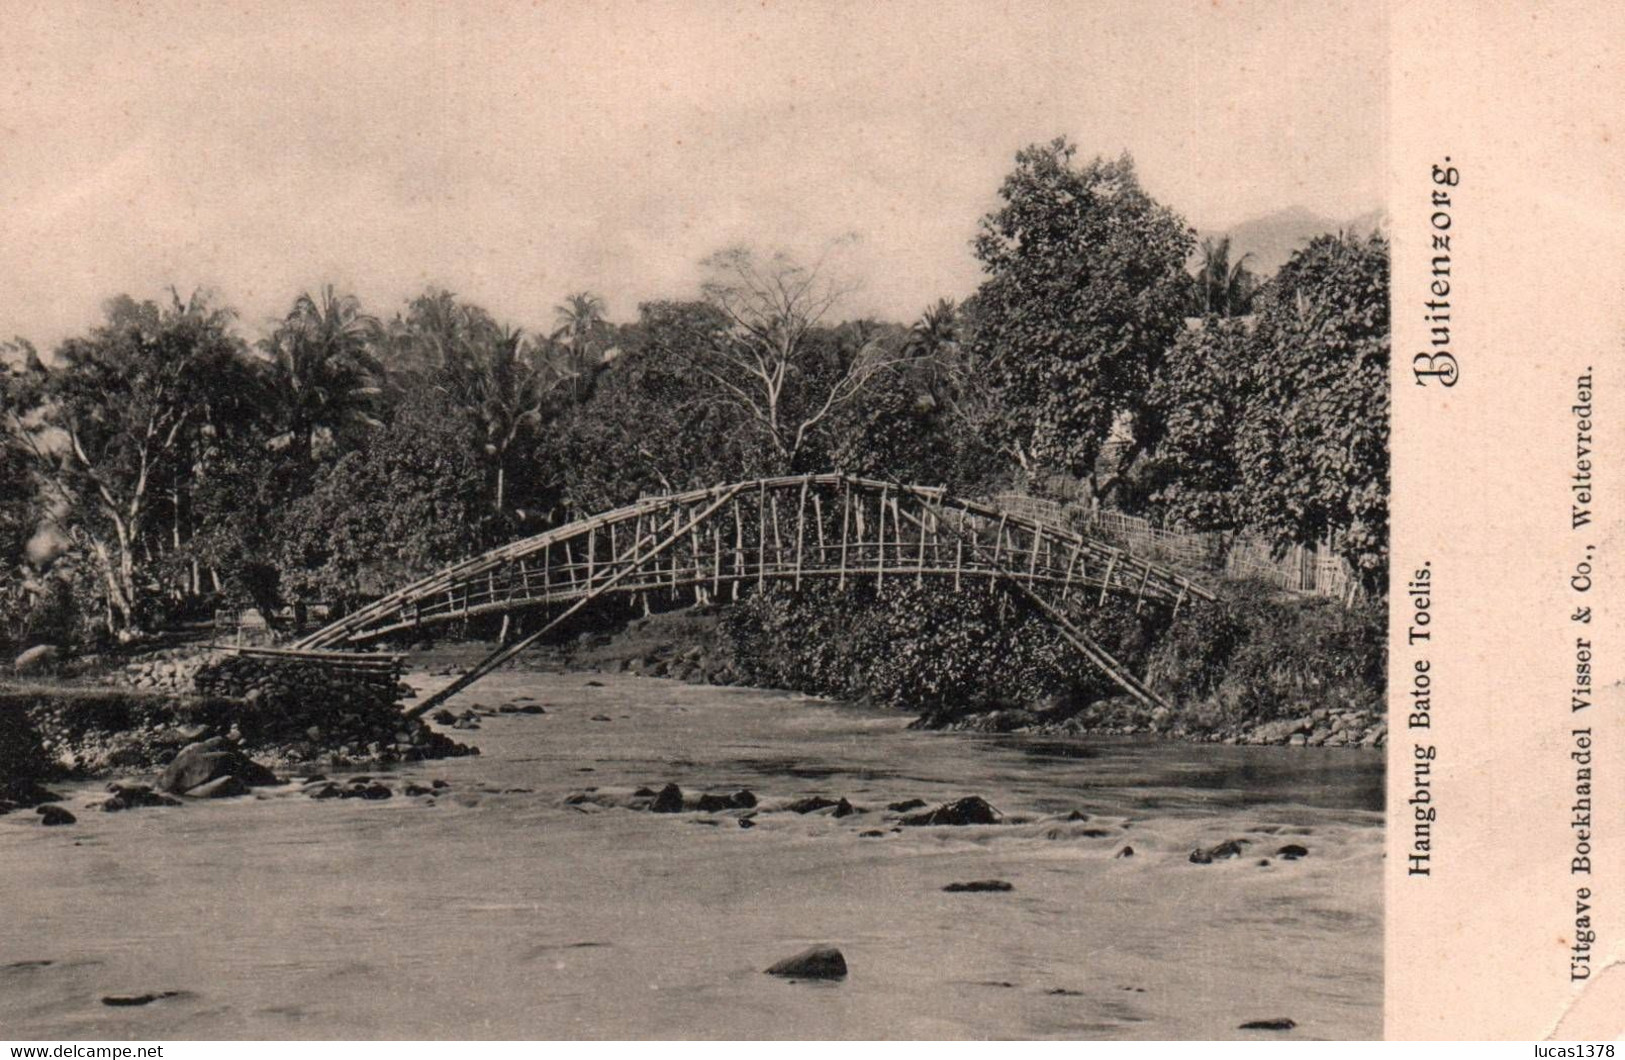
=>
[443,323,565,515]
[908,298,958,357]
[261,286,384,461]
[551,291,607,397]
[907,298,962,406]
[1194,237,1256,317]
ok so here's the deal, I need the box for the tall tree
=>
[551,291,608,397]
[1235,232,1390,588]
[690,246,906,473]
[441,323,566,516]
[1140,317,1254,528]
[552,300,759,514]
[278,389,493,609]
[968,140,1193,505]
[2,291,248,633]
[0,347,42,572]
[380,287,499,387]
[261,286,385,462]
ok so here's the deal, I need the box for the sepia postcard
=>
[0,0,1616,1044]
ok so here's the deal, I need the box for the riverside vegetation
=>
[1,137,1388,772]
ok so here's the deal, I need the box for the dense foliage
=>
[966,141,1193,504]
[1236,234,1390,585]
[721,578,1383,729]
[721,581,1156,713]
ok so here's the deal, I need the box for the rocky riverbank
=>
[0,645,478,817]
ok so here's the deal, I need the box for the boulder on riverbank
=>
[157,739,279,795]
[186,775,250,799]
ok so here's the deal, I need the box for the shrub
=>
[720,576,1383,732]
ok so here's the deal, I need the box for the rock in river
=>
[693,793,735,812]
[1276,844,1310,860]
[650,783,684,813]
[185,775,249,799]
[36,805,76,826]
[765,945,847,980]
[1189,839,1248,864]
[102,991,184,1007]
[341,782,393,801]
[102,784,182,812]
[943,880,1013,892]
[1239,1017,1297,1031]
[900,796,1001,826]
[785,795,842,814]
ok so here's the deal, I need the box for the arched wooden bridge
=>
[291,474,1213,716]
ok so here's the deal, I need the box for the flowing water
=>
[0,672,1382,1040]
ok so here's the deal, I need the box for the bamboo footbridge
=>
[287,474,1213,717]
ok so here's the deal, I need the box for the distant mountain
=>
[1198,206,1388,278]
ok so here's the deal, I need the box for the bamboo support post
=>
[990,514,1007,585]
[770,491,784,573]
[794,481,808,589]
[757,482,767,590]
[838,488,851,590]
[712,520,722,596]
[1098,552,1120,606]
[813,493,826,565]
[875,486,889,592]
[409,484,748,717]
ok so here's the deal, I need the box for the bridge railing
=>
[299,474,1212,648]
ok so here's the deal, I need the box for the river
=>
[0,671,1383,1040]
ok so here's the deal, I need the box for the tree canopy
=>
[967,141,1194,504]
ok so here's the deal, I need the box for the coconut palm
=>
[443,323,566,515]
[908,298,958,357]
[906,298,963,406]
[261,286,384,461]
[551,291,607,397]
[1193,237,1256,317]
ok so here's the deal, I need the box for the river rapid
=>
[0,671,1382,1040]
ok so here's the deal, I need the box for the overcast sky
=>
[1,0,1386,348]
